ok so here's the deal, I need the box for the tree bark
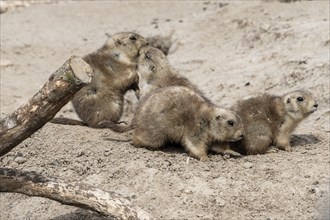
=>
[0,168,151,220]
[0,56,92,156]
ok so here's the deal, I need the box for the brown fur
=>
[98,45,211,129]
[136,46,209,100]
[230,90,318,155]
[71,32,148,127]
[106,86,244,161]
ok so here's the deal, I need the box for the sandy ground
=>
[0,1,329,219]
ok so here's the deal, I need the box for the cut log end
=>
[69,56,94,84]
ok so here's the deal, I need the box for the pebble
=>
[243,162,254,169]
[9,161,19,168]
[183,189,193,194]
[76,151,85,157]
[103,150,111,156]
[222,154,229,160]
[15,157,27,164]
[309,187,320,195]
[0,59,13,67]
[218,199,226,207]
[163,160,172,167]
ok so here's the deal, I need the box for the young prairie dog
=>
[71,32,148,127]
[104,86,244,161]
[136,45,206,99]
[230,90,318,155]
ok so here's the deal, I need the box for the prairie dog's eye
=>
[227,120,234,126]
[297,97,304,102]
[129,36,137,41]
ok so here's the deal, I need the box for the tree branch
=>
[0,56,92,156]
[0,56,152,219]
[0,168,151,220]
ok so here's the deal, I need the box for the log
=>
[0,56,152,219]
[0,56,93,156]
[0,168,151,220]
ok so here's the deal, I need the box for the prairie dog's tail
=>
[97,120,134,133]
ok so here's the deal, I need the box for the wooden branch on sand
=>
[0,56,152,219]
[0,168,151,220]
[0,56,92,156]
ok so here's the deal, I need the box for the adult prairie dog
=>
[71,32,148,127]
[103,86,244,160]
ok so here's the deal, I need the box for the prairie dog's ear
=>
[145,51,153,60]
[116,39,123,45]
[216,115,221,121]
[286,98,291,104]
[149,65,156,72]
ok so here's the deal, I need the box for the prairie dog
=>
[231,90,318,155]
[71,32,148,127]
[136,46,206,99]
[105,86,244,161]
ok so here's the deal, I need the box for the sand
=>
[0,1,329,219]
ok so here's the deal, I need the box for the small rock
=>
[50,159,62,166]
[9,161,19,168]
[163,160,172,167]
[260,23,271,32]
[76,151,85,157]
[218,199,226,207]
[0,59,13,67]
[103,150,111,156]
[223,154,230,160]
[15,157,27,164]
[210,198,216,203]
[312,181,319,185]
[309,188,317,194]
[183,189,193,194]
[243,162,254,169]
